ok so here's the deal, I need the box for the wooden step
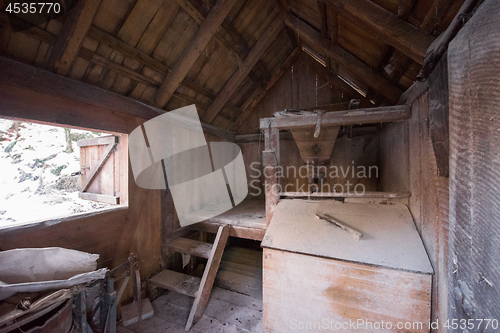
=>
[149,270,200,298]
[166,238,213,259]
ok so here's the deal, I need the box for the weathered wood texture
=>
[0,59,163,307]
[324,0,435,64]
[238,56,358,135]
[448,0,500,324]
[263,249,432,332]
[428,53,449,178]
[243,133,379,201]
[379,59,450,329]
[285,14,403,105]
[48,0,102,75]
[154,0,238,109]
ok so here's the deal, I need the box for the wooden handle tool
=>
[316,213,363,240]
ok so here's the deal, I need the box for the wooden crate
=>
[262,200,433,332]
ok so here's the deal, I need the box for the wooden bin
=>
[261,200,433,333]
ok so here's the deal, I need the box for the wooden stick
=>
[316,213,363,240]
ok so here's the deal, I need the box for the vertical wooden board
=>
[448,0,500,324]
[379,121,410,193]
[408,94,425,229]
[263,249,431,333]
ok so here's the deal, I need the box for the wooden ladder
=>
[149,225,229,331]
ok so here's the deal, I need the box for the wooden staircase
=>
[149,225,229,331]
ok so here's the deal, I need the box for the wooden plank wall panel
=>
[379,67,450,330]
[448,0,500,325]
[239,56,350,135]
[263,249,432,332]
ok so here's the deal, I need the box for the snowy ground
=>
[0,119,112,228]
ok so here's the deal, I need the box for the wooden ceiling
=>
[0,0,464,132]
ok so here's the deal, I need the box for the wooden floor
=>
[119,246,263,333]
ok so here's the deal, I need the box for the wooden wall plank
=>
[448,0,500,324]
[263,249,431,332]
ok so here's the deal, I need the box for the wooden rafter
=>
[154,0,238,109]
[10,17,231,116]
[285,14,403,104]
[175,0,271,81]
[202,10,287,124]
[398,0,417,19]
[323,0,434,64]
[48,0,102,75]
[317,1,332,69]
[231,46,300,130]
[0,56,237,141]
[420,0,454,34]
[300,52,372,106]
[86,25,239,111]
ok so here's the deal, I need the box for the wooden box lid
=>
[261,199,433,274]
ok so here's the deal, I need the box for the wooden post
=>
[263,118,280,227]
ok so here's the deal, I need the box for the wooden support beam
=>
[398,0,417,19]
[263,119,280,226]
[300,52,362,100]
[317,0,331,69]
[87,26,218,101]
[48,0,102,75]
[285,14,403,104]
[202,10,287,124]
[260,105,410,130]
[323,0,434,64]
[417,0,479,81]
[231,47,300,130]
[420,0,454,34]
[13,16,243,117]
[154,0,238,109]
[175,0,271,80]
[0,56,236,141]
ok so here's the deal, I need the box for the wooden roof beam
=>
[174,0,270,84]
[285,14,402,104]
[231,46,300,130]
[300,52,373,106]
[420,0,454,34]
[48,0,102,75]
[154,0,238,109]
[260,105,410,130]
[0,56,236,141]
[323,0,434,64]
[202,10,287,124]
[12,17,239,122]
[398,0,417,19]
